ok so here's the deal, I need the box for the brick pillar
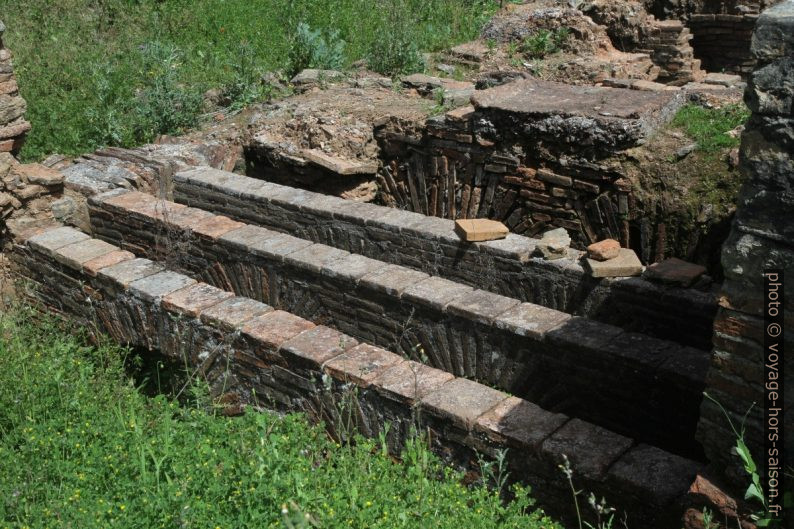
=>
[0,19,30,156]
[696,0,793,486]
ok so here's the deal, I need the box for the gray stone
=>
[200,296,273,331]
[27,226,90,255]
[535,227,571,260]
[359,265,429,297]
[475,396,569,450]
[447,289,520,325]
[421,377,507,430]
[321,253,384,282]
[494,302,571,339]
[128,271,196,302]
[98,258,164,288]
[752,0,794,61]
[51,197,77,222]
[607,444,702,506]
[284,244,349,274]
[540,418,632,481]
[402,276,474,312]
[54,238,118,270]
[584,248,643,277]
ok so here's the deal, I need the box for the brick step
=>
[171,167,717,350]
[86,189,709,459]
[12,224,702,527]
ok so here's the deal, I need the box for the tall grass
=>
[0,305,561,528]
[0,0,497,161]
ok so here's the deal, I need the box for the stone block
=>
[200,296,273,331]
[83,250,135,277]
[402,276,473,312]
[359,265,430,297]
[162,282,235,318]
[54,238,119,270]
[493,302,570,339]
[587,239,620,261]
[540,418,633,481]
[475,396,569,451]
[284,244,349,274]
[324,343,404,387]
[643,257,706,287]
[128,271,197,302]
[241,310,316,352]
[221,225,312,262]
[321,253,385,282]
[752,1,794,61]
[421,377,507,430]
[446,289,520,325]
[584,248,643,277]
[98,258,164,289]
[27,226,90,255]
[301,149,378,175]
[607,444,702,506]
[190,215,245,240]
[14,163,64,187]
[372,360,454,404]
[280,325,359,370]
[454,218,509,242]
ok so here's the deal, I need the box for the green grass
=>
[0,306,561,529]
[0,0,497,162]
[672,103,750,154]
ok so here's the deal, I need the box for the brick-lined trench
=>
[12,225,702,527]
[174,167,717,350]
[86,188,709,458]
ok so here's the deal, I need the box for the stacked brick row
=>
[696,0,793,485]
[86,188,710,457]
[173,167,718,350]
[643,19,705,85]
[689,13,760,75]
[12,224,703,526]
[0,20,30,155]
[375,78,687,266]
[0,158,64,236]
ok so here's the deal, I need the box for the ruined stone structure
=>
[0,19,29,155]
[2,1,790,526]
[697,0,794,486]
[12,223,705,527]
[646,0,783,75]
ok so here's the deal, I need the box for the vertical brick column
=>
[0,20,30,155]
[696,0,794,484]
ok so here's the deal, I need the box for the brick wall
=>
[11,224,703,526]
[696,0,794,486]
[173,167,718,350]
[87,189,710,457]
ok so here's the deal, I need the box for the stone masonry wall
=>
[174,167,717,350]
[87,189,709,457]
[0,20,29,155]
[11,224,703,527]
[697,0,794,486]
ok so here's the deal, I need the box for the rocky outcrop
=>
[0,19,30,155]
[697,0,793,488]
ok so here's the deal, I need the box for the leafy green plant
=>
[703,393,779,527]
[133,41,204,143]
[288,22,346,76]
[521,27,570,59]
[366,0,424,76]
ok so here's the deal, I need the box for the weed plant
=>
[0,306,560,528]
[0,0,497,161]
